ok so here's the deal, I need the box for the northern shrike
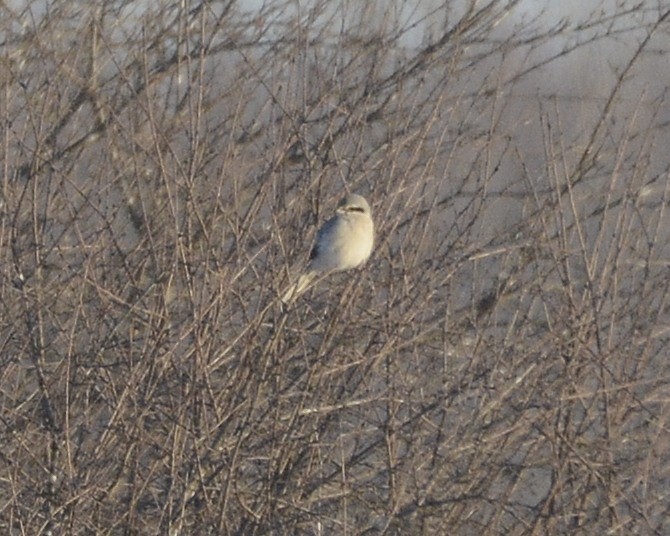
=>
[282,193,374,303]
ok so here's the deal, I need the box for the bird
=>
[281,193,374,303]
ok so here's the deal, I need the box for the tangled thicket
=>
[2,1,670,534]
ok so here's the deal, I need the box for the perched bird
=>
[282,193,374,303]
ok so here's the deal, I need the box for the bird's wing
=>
[309,242,320,261]
[309,215,338,261]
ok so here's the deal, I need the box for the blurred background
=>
[1,0,669,533]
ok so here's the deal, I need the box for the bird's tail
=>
[281,271,316,304]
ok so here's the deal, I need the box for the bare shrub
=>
[1,1,670,534]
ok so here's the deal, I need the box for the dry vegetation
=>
[2,0,670,534]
